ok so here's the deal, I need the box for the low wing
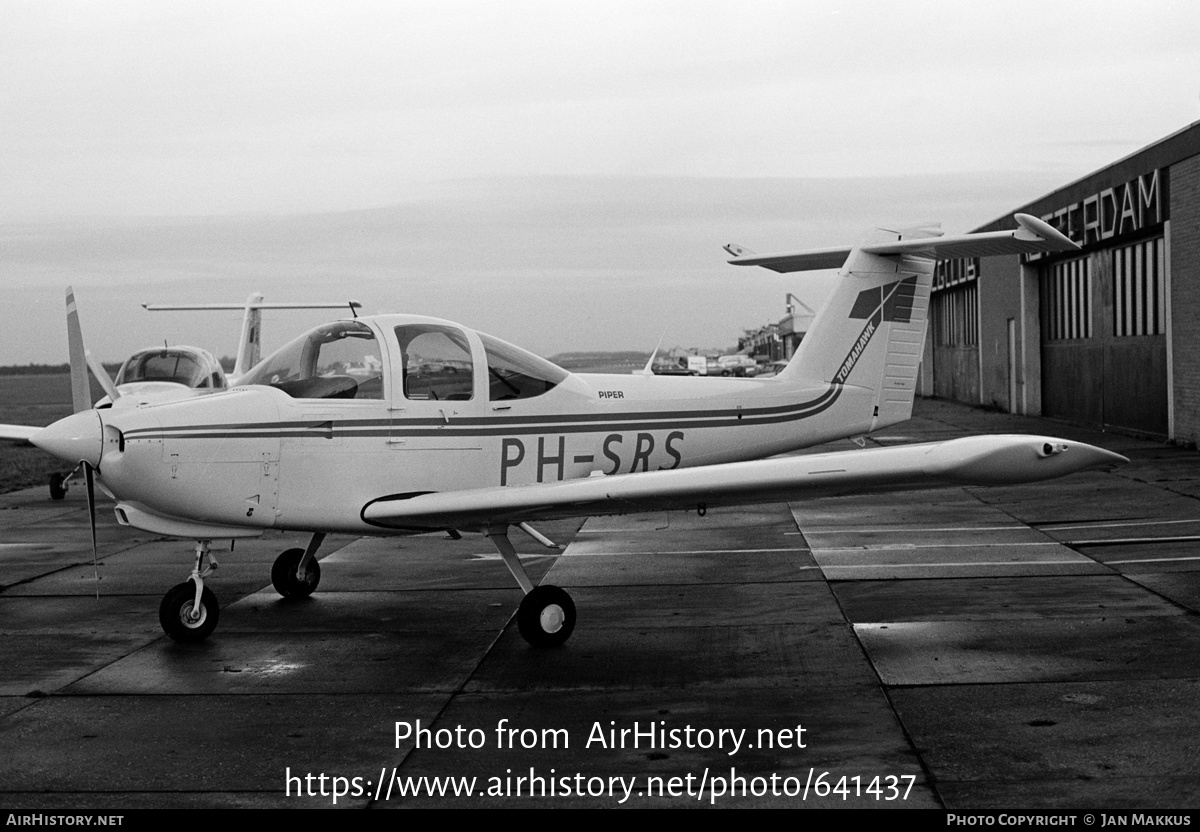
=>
[362,435,1126,532]
[727,213,1077,274]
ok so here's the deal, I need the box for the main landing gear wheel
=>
[159,581,220,643]
[48,472,67,501]
[517,585,576,648]
[271,548,321,598]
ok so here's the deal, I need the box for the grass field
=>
[0,374,97,495]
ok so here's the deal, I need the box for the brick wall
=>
[1171,154,1200,443]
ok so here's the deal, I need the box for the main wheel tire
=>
[517,585,576,648]
[159,581,219,643]
[48,472,67,501]
[271,548,321,598]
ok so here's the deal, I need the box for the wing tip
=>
[1014,213,1080,251]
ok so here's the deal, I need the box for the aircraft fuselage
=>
[89,314,877,537]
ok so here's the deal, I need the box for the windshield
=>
[479,332,568,401]
[240,321,384,400]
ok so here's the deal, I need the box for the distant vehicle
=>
[686,355,708,376]
[755,360,790,379]
[651,358,691,376]
[716,354,757,376]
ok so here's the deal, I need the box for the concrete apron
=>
[3,397,1200,808]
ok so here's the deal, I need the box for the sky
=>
[3,0,1200,364]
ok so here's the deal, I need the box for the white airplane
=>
[18,213,1127,648]
[6,291,360,498]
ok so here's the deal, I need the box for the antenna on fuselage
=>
[635,333,667,376]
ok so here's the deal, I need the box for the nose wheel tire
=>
[271,548,321,598]
[159,581,220,643]
[48,472,68,501]
[517,585,576,648]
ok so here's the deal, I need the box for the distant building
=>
[740,294,816,362]
[740,323,781,361]
[926,120,1200,441]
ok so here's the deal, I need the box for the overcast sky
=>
[3,0,1199,364]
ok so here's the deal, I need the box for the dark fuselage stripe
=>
[125,386,845,442]
[120,385,841,439]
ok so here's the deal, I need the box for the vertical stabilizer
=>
[778,231,936,431]
[726,212,1079,434]
[233,292,266,378]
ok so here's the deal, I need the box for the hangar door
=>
[1039,239,1167,436]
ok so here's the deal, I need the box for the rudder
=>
[778,240,934,431]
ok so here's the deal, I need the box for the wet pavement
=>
[2,398,1199,809]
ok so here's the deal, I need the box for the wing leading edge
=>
[362,435,1126,532]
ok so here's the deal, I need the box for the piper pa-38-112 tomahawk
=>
[5,292,360,499]
[12,213,1127,647]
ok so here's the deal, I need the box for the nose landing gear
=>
[159,540,220,642]
[159,581,220,642]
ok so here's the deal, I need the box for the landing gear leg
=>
[487,526,575,648]
[159,539,221,642]
[271,532,324,598]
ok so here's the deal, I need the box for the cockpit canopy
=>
[239,318,569,402]
[116,347,227,389]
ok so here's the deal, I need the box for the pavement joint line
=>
[816,560,1094,569]
[0,559,117,592]
[570,527,798,535]
[1068,535,1200,547]
[556,547,810,556]
[1103,555,1200,564]
[785,526,1029,534]
[1039,518,1200,531]
[560,572,826,584]
[812,542,1064,552]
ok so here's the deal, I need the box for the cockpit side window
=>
[394,325,474,401]
[479,332,568,401]
[240,321,384,400]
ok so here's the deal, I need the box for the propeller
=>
[64,287,112,597]
[83,460,101,600]
[65,288,92,414]
[65,286,121,411]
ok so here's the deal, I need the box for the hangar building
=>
[923,120,1200,443]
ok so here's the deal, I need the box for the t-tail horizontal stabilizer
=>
[725,213,1078,274]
